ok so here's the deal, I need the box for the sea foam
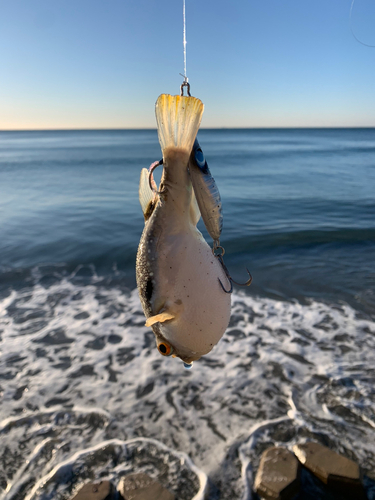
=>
[1,270,375,499]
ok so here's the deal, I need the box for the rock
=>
[293,442,366,499]
[70,481,115,500]
[118,473,175,500]
[254,447,300,500]
[297,465,346,500]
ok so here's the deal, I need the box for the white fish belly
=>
[156,228,231,359]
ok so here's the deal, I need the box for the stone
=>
[293,442,366,499]
[70,480,115,500]
[254,447,300,500]
[118,473,175,500]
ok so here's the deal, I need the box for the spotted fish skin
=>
[136,207,163,339]
[136,95,231,364]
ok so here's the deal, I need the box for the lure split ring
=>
[148,159,163,194]
[213,240,225,257]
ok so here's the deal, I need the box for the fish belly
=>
[156,228,231,360]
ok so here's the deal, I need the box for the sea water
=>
[0,129,374,499]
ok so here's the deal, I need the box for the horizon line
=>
[1,125,375,132]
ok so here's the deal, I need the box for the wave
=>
[225,227,375,253]
[1,415,206,500]
[1,274,375,498]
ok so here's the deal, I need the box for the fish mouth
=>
[178,353,201,364]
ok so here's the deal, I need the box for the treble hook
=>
[213,241,252,294]
[216,253,233,294]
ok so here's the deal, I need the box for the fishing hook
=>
[148,159,163,194]
[213,240,252,294]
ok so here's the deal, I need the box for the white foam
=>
[1,278,375,498]
[23,438,207,500]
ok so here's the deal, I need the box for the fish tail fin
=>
[155,94,204,154]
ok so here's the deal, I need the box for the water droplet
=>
[183,362,193,370]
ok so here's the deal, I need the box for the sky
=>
[1,0,375,129]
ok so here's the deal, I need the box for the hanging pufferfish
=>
[136,91,251,368]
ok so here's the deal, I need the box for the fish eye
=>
[195,148,206,168]
[157,342,173,356]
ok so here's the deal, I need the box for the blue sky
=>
[1,0,375,129]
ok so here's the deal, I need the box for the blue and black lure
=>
[189,138,252,293]
[189,138,223,244]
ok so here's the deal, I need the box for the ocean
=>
[0,128,374,499]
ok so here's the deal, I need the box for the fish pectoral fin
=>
[145,311,175,327]
[139,168,156,221]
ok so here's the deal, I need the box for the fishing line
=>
[350,0,375,48]
[183,0,187,79]
[180,0,191,96]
